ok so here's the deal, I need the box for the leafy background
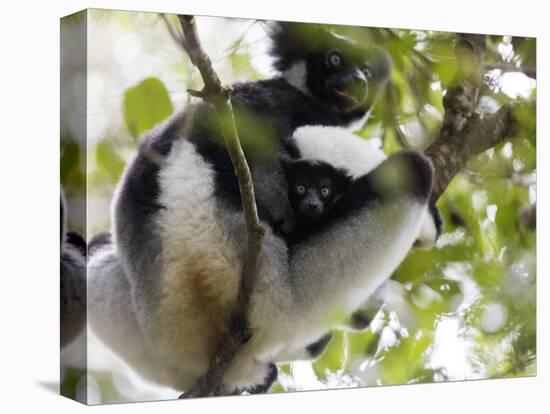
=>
[60,10,536,403]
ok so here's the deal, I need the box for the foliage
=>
[123,77,174,140]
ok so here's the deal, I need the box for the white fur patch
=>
[292,125,386,177]
[415,211,438,249]
[282,61,310,95]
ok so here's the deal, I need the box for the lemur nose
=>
[307,202,319,210]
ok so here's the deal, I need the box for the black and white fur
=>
[290,126,442,251]
[88,22,439,394]
[60,193,86,348]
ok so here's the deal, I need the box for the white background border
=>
[0,1,545,413]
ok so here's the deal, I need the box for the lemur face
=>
[281,157,352,221]
[269,22,392,114]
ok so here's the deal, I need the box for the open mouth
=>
[325,70,368,113]
[327,82,366,112]
[332,86,360,105]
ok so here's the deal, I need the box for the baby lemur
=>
[279,156,353,244]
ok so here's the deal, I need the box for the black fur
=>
[349,310,372,330]
[66,231,87,257]
[267,21,391,114]
[430,202,443,238]
[267,21,391,78]
[306,333,333,358]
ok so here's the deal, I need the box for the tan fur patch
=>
[150,140,242,389]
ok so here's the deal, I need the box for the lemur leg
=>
[239,334,332,395]
[87,244,161,384]
[271,333,334,363]
[245,363,279,394]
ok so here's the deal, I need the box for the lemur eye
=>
[320,187,330,198]
[327,51,343,68]
[296,185,306,195]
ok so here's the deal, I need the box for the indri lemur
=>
[88,21,440,395]
[279,156,352,244]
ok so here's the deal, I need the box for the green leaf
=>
[380,332,432,384]
[123,77,174,139]
[96,141,125,181]
[313,330,346,379]
[269,382,285,394]
[60,141,80,184]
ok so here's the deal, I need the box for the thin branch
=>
[221,20,259,55]
[173,14,266,398]
[160,14,187,52]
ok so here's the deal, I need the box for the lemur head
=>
[268,21,391,117]
[281,156,352,221]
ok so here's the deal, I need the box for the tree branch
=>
[172,14,266,398]
[426,104,516,200]
[424,33,530,202]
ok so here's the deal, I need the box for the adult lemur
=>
[88,21,440,394]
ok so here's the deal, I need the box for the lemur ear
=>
[279,154,293,168]
[266,21,325,71]
[335,168,353,192]
[279,154,298,178]
[366,46,392,82]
